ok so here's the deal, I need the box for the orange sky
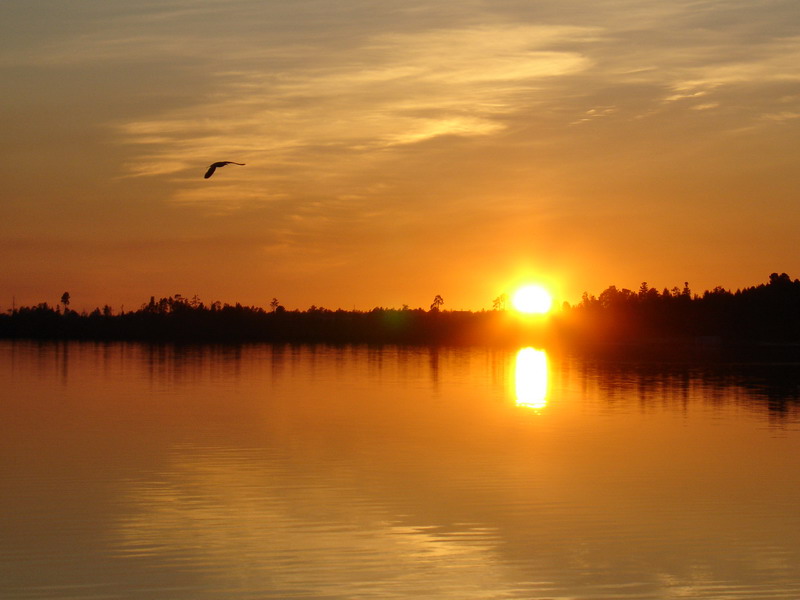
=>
[2,1,800,312]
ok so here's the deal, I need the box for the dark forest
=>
[4,273,800,358]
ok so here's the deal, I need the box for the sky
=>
[2,0,799,312]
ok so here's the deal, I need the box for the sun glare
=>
[515,347,549,409]
[511,285,553,314]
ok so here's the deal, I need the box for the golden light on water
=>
[511,285,553,314]
[514,347,549,410]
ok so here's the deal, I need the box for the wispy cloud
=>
[106,21,597,209]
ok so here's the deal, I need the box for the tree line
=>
[3,273,800,352]
[564,272,800,344]
[0,293,515,345]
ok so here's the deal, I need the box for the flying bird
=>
[204,161,245,179]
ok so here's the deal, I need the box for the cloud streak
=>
[110,22,595,194]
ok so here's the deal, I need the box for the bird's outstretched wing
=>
[204,161,246,178]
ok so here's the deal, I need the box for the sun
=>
[511,285,553,314]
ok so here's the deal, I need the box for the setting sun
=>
[511,285,553,314]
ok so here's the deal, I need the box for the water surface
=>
[2,341,800,599]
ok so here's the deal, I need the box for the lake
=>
[2,340,800,599]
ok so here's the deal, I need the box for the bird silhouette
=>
[204,161,245,179]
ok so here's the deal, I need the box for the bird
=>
[204,161,245,179]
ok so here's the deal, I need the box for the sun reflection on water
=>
[514,347,549,410]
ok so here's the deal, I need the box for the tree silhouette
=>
[493,293,508,311]
[5,273,800,353]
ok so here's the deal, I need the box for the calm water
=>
[2,340,800,599]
